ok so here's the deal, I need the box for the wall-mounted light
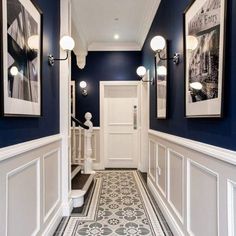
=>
[28,35,39,50]
[136,66,153,84]
[48,35,75,66]
[150,35,180,65]
[10,66,19,76]
[156,65,167,76]
[80,81,88,96]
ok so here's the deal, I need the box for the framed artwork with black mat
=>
[0,0,42,117]
[184,0,227,118]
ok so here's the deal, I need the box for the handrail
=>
[71,116,89,130]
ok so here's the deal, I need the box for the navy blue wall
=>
[0,0,60,148]
[142,0,236,151]
[72,51,142,126]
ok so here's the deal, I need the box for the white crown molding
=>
[148,129,236,166]
[0,134,61,162]
[88,42,141,51]
[137,0,161,48]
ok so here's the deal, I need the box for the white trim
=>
[0,135,61,162]
[148,177,185,236]
[88,42,141,51]
[227,179,236,236]
[41,204,63,236]
[148,129,236,166]
[148,139,156,182]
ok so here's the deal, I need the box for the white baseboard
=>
[148,178,184,236]
[42,205,63,236]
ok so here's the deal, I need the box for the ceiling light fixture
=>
[114,34,119,40]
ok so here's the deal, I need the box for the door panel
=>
[103,84,140,168]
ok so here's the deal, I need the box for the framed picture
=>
[156,40,167,119]
[184,0,226,118]
[0,0,42,117]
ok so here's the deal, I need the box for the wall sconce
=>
[150,35,180,65]
[186,35,198,51]
[136,66,153,84]
[48,35,75,66]
[79,81,88,96]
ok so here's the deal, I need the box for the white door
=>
[101,82,140,168]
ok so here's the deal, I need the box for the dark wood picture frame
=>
[183,0,227,118]
[0,0,43,117]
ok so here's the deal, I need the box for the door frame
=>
[100,81,143,170]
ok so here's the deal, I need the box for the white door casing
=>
[100,81,141,169]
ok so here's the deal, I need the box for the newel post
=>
[83,112,95,174]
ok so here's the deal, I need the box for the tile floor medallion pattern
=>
[63,171,172,236]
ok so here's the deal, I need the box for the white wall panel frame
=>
[227,179,236,236]
[156,143,167,198]
[42,148,61,223]
[6,158,40,236]
[186,159,220,236]
[167,149,184,224]
[148,139,156,182]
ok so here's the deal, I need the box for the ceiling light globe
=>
[136,66,146,77]
[10,66,19,76]
[79,81,87,89]
[190,82,203,90]
[28,35,39,50]
[186,35,198,50]
[157,66,167,76]
[60,36,75,51]
[150,36,166,52]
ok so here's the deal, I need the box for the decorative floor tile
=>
[62,171,173,236]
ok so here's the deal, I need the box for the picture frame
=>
[183,0,227,118]
[0,0,43,117]
[156,40,168,119]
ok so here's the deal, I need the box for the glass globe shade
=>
[80,81,87,89]
[186,35,198,50]
[157,66,167,76]
[150,36,166,52]
[136,66,146,77]
[190,82,202,90]
[60,36,75,51]
[28,35,39,50]
[10,66,19,76]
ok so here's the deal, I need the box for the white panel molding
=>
[167,149,184,224]
[227,179,236,236]
[6,158,40,236]
[148,139,156,182]
[187,159,220,236]
[0,134,61,162]
[149,129,236,165]
[43,149,61,223]
[108,158,132,161]
[88,42,141,51]
[148,178,185,236]
[156,143,167,198]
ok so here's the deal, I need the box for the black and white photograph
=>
[156,43,167,119]
[184,0,226,117]
[1,0,42,116]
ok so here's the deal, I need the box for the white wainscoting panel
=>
[168,150,184,223]
[156,144,167,197]
[0,135,62,236]
[187,160,219,236]
[148,129,236,236]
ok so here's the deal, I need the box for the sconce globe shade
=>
[79,81,87,89]
[190,82,203,90]
[136,66,146,77]
[28,35,39,50]
[150,36,166,52]
[10,66,19,76]
[157,66,167,76]
[186,35,198,50]
[60,36,75,51]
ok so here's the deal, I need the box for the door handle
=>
[133,105,137,130]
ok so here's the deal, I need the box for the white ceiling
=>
[71,0,161,51]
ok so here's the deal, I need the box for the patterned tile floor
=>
[58,171,173,236]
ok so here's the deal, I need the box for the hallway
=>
[56,171,172,236]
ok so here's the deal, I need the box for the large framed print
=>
[156,41,167,119]
[184,0,226,118]
[0,0,42,117]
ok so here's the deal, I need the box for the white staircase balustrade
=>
[83,112,95,174]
